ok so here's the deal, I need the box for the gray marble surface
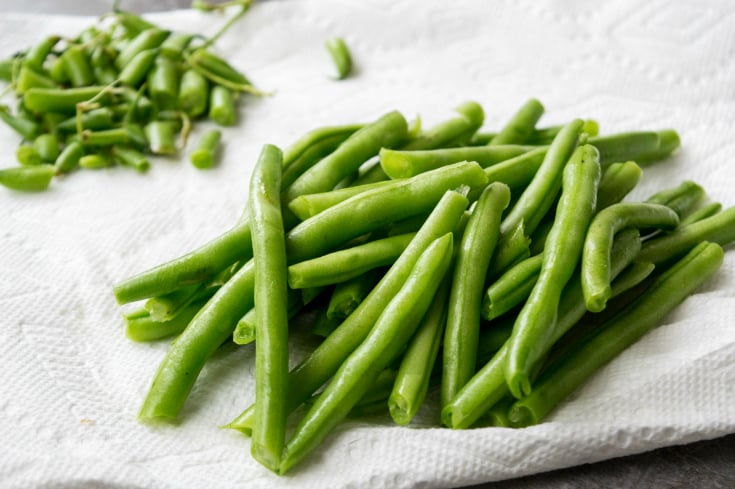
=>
[1,1,732,488]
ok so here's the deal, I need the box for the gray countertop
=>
[1,1,733,487]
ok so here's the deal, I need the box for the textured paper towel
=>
[1,1,735,488]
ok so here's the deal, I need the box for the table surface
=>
[1,1,733,488]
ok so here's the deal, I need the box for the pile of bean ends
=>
[0,1,260,192]
[113,99,735,474]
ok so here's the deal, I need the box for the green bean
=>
[185,48,259,94]
[79,153,109,169]
[284,111,407,202]
[646,180,705,219]
[115,28,170,71]
[505,145,601,398]
[582,202,679,312]
[115,10,158,38]
[325,37,352,79]
[120,86,155,121]
[112,145,150,172]
[15,65,57,93]
[178,69,209,117]
[482,254,542,321]
[635,129,681,164]
[190,129,221,169]
[60,45,95,87]
[286,161,487,263]
[280,233,454,474]
[401,101,485,151]
[0,58,15,81]
[53,141,84,174]
[390,278,450,425]
[144,120,177,155]
[118,48,159,87]
[208,85,236,126]
[326,270,380,320]
[488,98,544,145]
[509,241,723,427]
[16,145,42,166]
[32,133,60,163]
[379,144,534,179]
[113,219,253,304]
[487,221,531,277]
[125,300,204,342]
[287,180,390,220]
[0,106,41,140]
[0,165,55,191]
[442,228,642,429]
[587,130,674,165]
[287,232,414,289]
[442,182,510,406]
[24,86,108,114]
[138,258,255,420]
[638,206,735,265]
[227,189,469,435]
[498,119,583,239]
[595,161,642,209]
[680,202,722,226]
[282,123,363,169]
[22,35,60,71]
[247,145,289,472]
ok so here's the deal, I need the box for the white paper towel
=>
[1,1,734,488]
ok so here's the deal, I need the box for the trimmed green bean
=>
[160,32,194,60]
[390,278,451,425]
[186,48,259,94]
[22,35,60,71]
[595,161,642,210]
[646,180,705,219]
[0,106,41,140]
[401,101,485,151]
[287,180,390,220]
[190,129,221,169]
[587,130,673,165]
[280,233,454,474]
[227,189,469,435]
[282,123,363,169]
[148,56,179,110]
[57,107,115,132]
[286,161,487,263]
[232,288,301,345]
[15,65,57,93]
[81,128,130,147]
[442,182,510,406]
[505,145,601,398]
[248,144,289,472]
[0,165,54,191]
[524,119,600,145]
[509,242,723,427]
[488,98,544,145]
[582,202,679,312]
[325,37,352,80]
[379,144,534,179]
[635,129,681,164]
[284,111,407,202]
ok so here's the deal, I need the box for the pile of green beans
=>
[0,1,258,192]
[113,99,734,474]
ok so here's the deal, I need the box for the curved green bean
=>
[442,182,510,406]
[0,165,54,191]
[505,144,601,399]
[488,98,544,145]
[325,37,352,80]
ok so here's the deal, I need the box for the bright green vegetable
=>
[0,165,54,191]
[190,129,221,169]
[488,98,544,145]
[325,37,352,80]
